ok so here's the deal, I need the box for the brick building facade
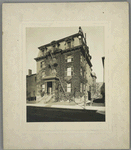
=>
[34,27,96,102]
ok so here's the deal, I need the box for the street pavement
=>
[26,101,105,122]
[27,106,105,122]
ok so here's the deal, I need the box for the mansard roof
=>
[38,31,84,51]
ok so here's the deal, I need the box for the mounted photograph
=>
[3,2,129,149]
[26,26,105,122]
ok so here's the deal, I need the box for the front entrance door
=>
[88,91,91,100]
[47,82,52,94]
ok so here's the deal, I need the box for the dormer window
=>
[51,41,57,51]
[67,41,71,49]
[41,61,45,68]
[65,38,72,49]
[57,42,60,48]
[52,45,55,48]
[42,46,47,55]
[78,35,83,44]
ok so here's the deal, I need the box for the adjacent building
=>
[34,27,96,102]
[26,69,37,101]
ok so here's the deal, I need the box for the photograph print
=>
[26,26,105,122]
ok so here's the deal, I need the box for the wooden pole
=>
[84,33,87,109]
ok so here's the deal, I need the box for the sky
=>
[26,26,104,82]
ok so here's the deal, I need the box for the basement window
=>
[67,83,71,92]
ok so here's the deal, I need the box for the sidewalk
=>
[26,101,105,111]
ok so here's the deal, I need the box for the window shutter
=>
[65,55,67,62]
[65,86,67,92]
[71,66,73,76]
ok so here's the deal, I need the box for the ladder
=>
[49,50,67,98]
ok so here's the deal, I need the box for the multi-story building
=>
[26,69,37,101]
[34,27,96,102]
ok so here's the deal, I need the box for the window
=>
[80,54,83,62]
[83,84,85,92]
[67,83,71,92]
[80,67,83,76]
[42,84,45,92]
[80,83,82,93]
[84,71,86,78]
[67,67,73,76]
[66,55,73,63]
[67,67,71,76]
[42,71,45,78]
[41,61,45,68]
[67,42,71,48]
[52,45,56,51]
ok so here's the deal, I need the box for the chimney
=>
[102,57,105,68]
[102,57,105,83]
[28,69,32,76]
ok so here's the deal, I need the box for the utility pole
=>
[84,33,87,109]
